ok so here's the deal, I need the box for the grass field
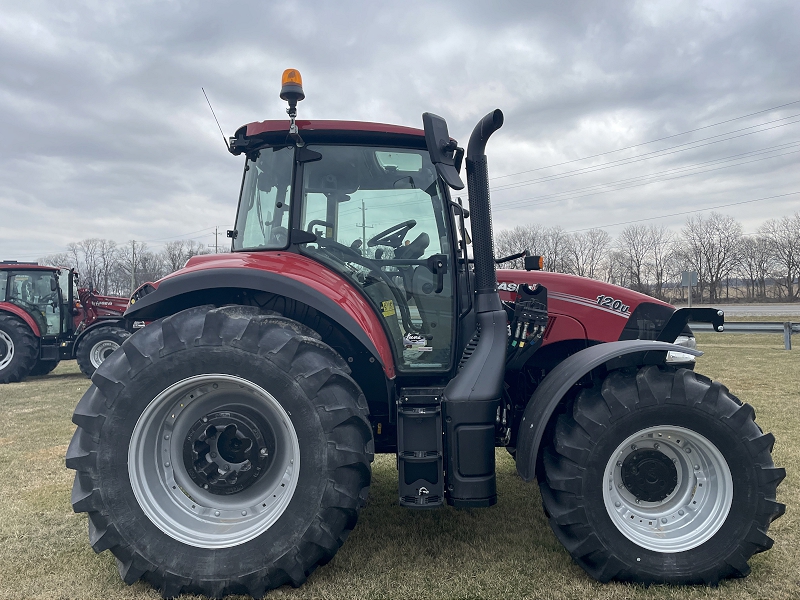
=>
[0,332,797,600]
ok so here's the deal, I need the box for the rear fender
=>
[515,340,702,481]
[124,266,395,378]
[0,302,41,337]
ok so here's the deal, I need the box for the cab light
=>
[280,69,305,102]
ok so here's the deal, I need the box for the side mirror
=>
[50,277,58,291]
[422,113,464,190]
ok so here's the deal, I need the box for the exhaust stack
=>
[466,109,504,311]
[441,109,507,508]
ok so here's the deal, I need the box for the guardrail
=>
[690,321,797,350]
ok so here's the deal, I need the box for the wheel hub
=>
[0,330,14,371]
[621,448,677,502]
[90,340,119,368]
[183,411,271,495]
[602,425,733,553]
[128,374,300,548]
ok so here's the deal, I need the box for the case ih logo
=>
[94,301,115,306]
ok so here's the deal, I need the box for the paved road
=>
[681,303,800,317]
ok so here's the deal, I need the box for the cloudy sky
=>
[1,0,798,262]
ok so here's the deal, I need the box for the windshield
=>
[298,144,455,372]
[233,146,294,251]
[6,270,61,335]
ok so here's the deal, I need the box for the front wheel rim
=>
[0,330,14,371]
[602,425,733,553]
[128,374,300,548]
[90,339,120,368]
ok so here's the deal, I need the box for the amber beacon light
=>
[280,69,305,103]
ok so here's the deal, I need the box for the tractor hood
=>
[497,269,676,343]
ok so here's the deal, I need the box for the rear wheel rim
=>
[602,425,733,553]
[128,374,300,548]
[90,339,119,368]
[0,330,14,371]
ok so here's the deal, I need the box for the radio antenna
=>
[202,87,230,151]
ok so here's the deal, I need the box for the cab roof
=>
[231,119,427,154]
[0,261,58,272]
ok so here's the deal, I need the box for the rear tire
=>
[29,358,60,376]
[67,305,373,598]
[0,314,38,383]
[75,326,131,377]
[540,365,785,585]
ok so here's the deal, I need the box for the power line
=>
[142,226,219,243]
[490,99,800,181]
[491,115,800,192]
[564,191,800,233]
[491,145,800,212]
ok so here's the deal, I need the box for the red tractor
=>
[67,71,784,598]
[0,261,131,382]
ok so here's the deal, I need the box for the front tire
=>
[67,305,373,598]
[540,365,785,585]
[0,314,37,383]
[75,326,131,377]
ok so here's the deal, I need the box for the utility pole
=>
[356,200,374,247]
[208,227,220,254]
[130,240,136,294]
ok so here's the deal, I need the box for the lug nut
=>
[694,465,700,470]
[242,510,247,516]
[214,510,220,516]
[631,444,637,450]
[210,453,217,458]
[615,501,621,508]
[223,465,230,471]
[164,434,170,440]
[260,448,268,456]
[164,462,170,467]
[653,443,660,450]
[616,461,622,467]
[213,383,218,389]
[678,510,685,516]
[661,518,668,524]
[202,417,208,423]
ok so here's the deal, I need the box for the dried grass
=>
[0,337,796,599]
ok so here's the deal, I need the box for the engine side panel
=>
[497,270,674,343]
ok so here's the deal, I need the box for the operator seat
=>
[393,233,429,302]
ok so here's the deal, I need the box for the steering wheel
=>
[367,220,417,248]
[307,219,333,234]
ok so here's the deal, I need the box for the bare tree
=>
[541,226,571,273]
[760,212,800,300]
[680,213,742,302]
[617,225,653,294]
[649,225,675,300]
[565,229,611,279]
[738,236,774,300]
[97,239,118,295]
[162,240,211,273]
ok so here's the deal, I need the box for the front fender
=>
[515,340,702,481]
[125,265,395,378]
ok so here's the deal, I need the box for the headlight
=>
[666,335,697,364]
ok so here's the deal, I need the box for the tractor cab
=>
[0,263,72,338]
[232,139,458,372]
